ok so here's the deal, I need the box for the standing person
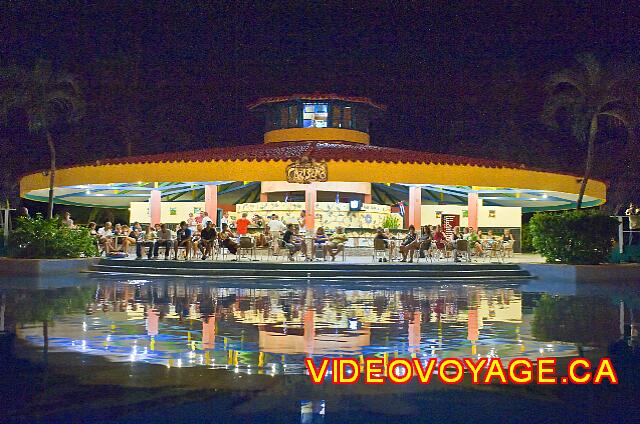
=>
[399,225,419,262]
[267,214,286,254]
[220,211,230,227]
[199,221,217,260]
[154,224,173,259]
[202,211,214,228]
[174,221,192,260]
[235,212,251,236]
[187,213,197,232]
[61,211,75,227]
[298,210,307,234]
[195,211,204,226]
[626,203,640,245]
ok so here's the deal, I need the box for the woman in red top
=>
[433,225,446,249]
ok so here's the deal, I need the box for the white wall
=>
[420,204,521,228]
[130,201,205,224]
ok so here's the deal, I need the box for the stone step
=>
[90,260,533,280]
[97,258,523,271]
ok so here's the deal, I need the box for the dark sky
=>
[2,1,640,164]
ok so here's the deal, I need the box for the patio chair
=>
[454,239,471,262]
[486,241,505,263]
[433,241,448,261]
[237,236,257,261]
[372,238,389,262]
[503,240,515,258]
[415,240,433,263]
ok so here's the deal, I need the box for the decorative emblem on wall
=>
[286,156,328,184]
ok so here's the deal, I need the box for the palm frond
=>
[545,69,587,96]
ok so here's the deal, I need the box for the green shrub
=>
[9,215,99,259]
[528,210,617,264]
[381,214,401,229]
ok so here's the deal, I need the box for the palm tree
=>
[0,60,84,218]
[543,53,637,209]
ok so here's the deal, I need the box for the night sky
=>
[2,1,639,196]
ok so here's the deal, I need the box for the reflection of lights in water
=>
[177,359,182,368]
[82,322,87,332]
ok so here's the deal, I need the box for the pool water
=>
[1,275,639,423]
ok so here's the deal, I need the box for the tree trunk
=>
[576,117,598,209]
[46,131,56,219]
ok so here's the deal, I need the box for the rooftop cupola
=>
[248,93,385,145]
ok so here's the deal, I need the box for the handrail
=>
[611,215,640,255]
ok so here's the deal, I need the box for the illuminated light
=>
[85,189,91,195]
[177,359,182,368]
[542,193,549,199]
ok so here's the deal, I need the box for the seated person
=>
[219,223,238,255]
[484,229,498,248]
[433,225,447,250]
[324,226,348,261]
[450,226,463,262]
[97,222,115,254]
[199,222,217,260]
[136,226,157,259]
[467,228,484,256]
[120,225,139,255]
[374,227,390,262]
[399,225,419,262]
[174,221,192,260]
[282,223,305,260]
[383,228,398,258]
[191,224,203,258]
[153,224,173,259]
[313,227,329,258]
[418,226,433,259]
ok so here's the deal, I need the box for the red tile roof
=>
[247,93,386,110]
[92,141,527,170]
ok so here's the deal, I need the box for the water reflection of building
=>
[16,281,580,373]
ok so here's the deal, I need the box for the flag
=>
[397,201,405,217]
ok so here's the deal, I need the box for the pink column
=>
[260,192,268,202]
[150,189,161,226]
[204,184,218,224]
[468,192,479,230]
[305,184,317,231]
[408,186,421,229]
[363,193,372,204]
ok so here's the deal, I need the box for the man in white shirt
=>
[202,212,214,228]
[267,214,287,254]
